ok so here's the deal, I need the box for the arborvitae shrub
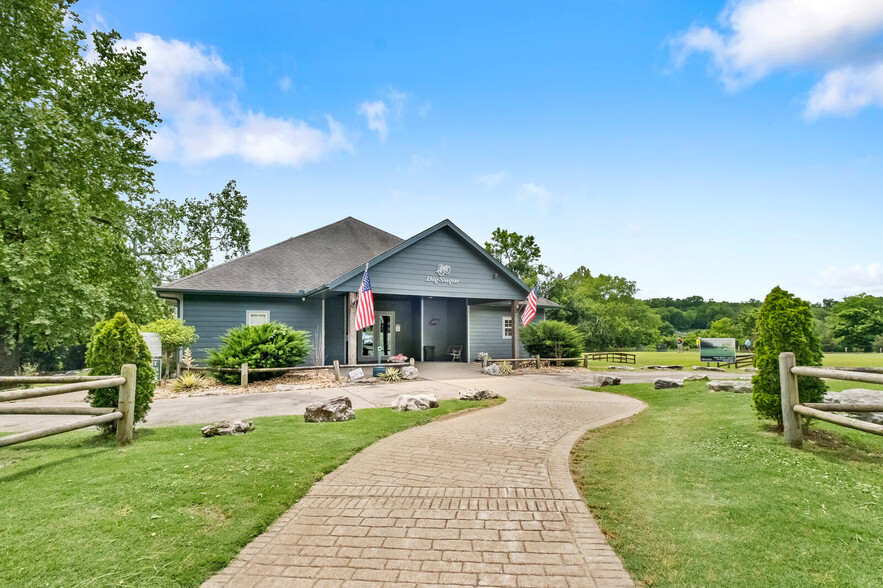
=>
[85,312,156,433]
[208,322,311,384]
[520,320,584,359]
[752,287,826,425]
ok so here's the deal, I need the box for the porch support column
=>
[511,300,520,359]
[347,292,357,366]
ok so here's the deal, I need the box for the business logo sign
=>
[700,338,737,363]
[426,263,461,285]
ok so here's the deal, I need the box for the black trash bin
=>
[423,345,435,362]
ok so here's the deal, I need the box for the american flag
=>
[522,285,538,325]
[354,264,375,332]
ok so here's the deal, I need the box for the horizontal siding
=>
[182,294,322,365]
[468,305,534,362]
[324,295,346,365]
[333,227,526,300]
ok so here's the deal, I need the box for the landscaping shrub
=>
[85,312,156,433]
[377,367,402,382]
[208,322,311,384]
[172,372,206,393]
[140,317,198,379]
[752,287,826,425]
[520,320,583,359]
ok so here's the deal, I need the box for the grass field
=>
[0,398,502,587]
[585,351,883,374]
[572,382,883,588]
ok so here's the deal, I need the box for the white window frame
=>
[502,316,513,339]
[247,310,270,326]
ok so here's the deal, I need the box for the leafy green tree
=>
[208,323,311,384]
[828,294,883,351]
[705,317,738,338]
[484,228,552,287]
[140,318,198,378]
[85,312,156,433]
[752,287,826,425]
[0,1,250,374]
[547,267,662,349]
[520,320,583,359]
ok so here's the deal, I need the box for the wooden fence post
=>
[779,352,803,448]
[409,357,415,367]
[536,355,541,369]
[583,354,588,369]
[481,356,488,368]
[116,364,136,446]
[241,362,248,387]
[333,360,340,382]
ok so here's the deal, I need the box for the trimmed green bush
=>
[141,317,198,379]
[208,322,311,384]
[85,312,156,433]
[752,287,826,425]
[520,320,583,359]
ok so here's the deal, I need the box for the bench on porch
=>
[442,345,463,362]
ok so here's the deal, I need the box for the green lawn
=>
[0,398,502,587]
[572,383,883,587]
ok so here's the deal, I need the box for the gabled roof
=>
[156,217,403,295]
[323,219,530,295]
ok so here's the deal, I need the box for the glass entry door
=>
[375,312,395,361]
[358,312,395,362]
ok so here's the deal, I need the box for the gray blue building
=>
[156,218,554,365]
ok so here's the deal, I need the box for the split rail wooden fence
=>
[0,364,137,448]
[483,352,636,369]
[779,352,883,448]
[188,359,416,386]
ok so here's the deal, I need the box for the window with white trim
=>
[247,310,270,326]
[502,317,513,339]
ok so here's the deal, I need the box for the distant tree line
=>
[486,228,883,353]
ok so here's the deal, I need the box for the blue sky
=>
[78,1,883,302]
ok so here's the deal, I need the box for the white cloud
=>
[477,171,506,188]
[120,33,351,166]
[418,101,432,116]
[626,223,641,235]
[518,182,552,209]
[358,100,390,142]
[674,1,883,90]
[279,75,292,93]
[818,262,883,294]
[805,61,883,118]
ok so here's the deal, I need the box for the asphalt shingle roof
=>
[157,217,403,295]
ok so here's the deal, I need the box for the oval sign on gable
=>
[428,318,440,326]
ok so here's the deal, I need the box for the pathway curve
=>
[205,373,645,588]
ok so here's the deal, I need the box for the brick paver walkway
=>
[204,374,645,588]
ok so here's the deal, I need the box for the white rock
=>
[823,388,883,425]
[693,366,725,372]
[401,366,419,380]
[683,374,709,381]
[654,378,683,389]
[392,394,439,411]
[201,420,254,437]
[458,388,499,401]
[707,380,753,393]
[593,375,621,387]
[482,364,501,376]
[304,396,355,422]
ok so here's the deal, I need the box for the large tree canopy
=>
[827,294,883,351]
[484,228,552,288]
[0,1,249,373]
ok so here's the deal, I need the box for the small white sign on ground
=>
[348,368,365,380]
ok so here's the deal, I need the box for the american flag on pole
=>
[522,285,538,325]
[354,264,375,332]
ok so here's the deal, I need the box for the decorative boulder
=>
[593,375,621,387]
[482,364,501,376]
[458,388,499,401]
[693,366,725,372]
[683,374,709,381]
[743,367,758,373]
[608,365,636,371]
[647,365,684,370]
[654,378,683,389]
[402,366,419,380]
[707,380,753,393]
[304,396,355,422]
[823,388,883,425]
[392,393,439,411]
[201,420,254,437]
